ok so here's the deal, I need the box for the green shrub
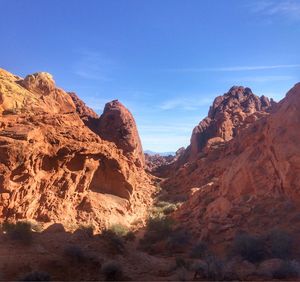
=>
[64,245,86,263]
[78,224,94,237]
[20,271,51,281]
[139,216,174,252]
[124,231,136,241]
[166,229,190,252]
[3,221,32,245]
[101,261,123,281]
[190,241,208,259]
[109,224,129,237]
[273,260,299,279]
[153,201,179,216]
[30,221,44,233]
[232,233,265,263]
[146,216,174,237]
[175,257,189,269]
[269,229,292,259]
[100,230,125,254]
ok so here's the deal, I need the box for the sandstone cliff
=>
[163,83,300,245]
[0,68,154,231]
[182,86,272,163]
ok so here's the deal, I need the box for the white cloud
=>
[225,75,295,83]
[73,50,115,80]
[249,0,300,20]
[166,64,300,73]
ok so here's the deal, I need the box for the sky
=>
[0,0,300,152]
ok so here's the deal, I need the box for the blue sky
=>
[1,0,300,152]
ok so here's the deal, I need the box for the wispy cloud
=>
[73,50,115,80]
[249,0,300,20]
[166,64,300,73]
[159,97,212,110]
[225,75,295,83]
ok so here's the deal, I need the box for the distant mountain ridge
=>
[144,150,175,156]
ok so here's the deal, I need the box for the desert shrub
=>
[101,261,123,281]
[232,233,265,263]
[124,231,136,241]
[191,255,224,281]
[175,257,189,269]
[190,241,208,259]
[273,260,300,279]
[139,216,174,252]
[147,216,174,236]
[151,201,178,216]
[20,271,51,281]
[3,221,32,245]
[78,224,94,237]
[269,229,292,259]
[100,230,125,254]
[64,245,86,263]
[205,255,224,281]
[177,267,189,281]
[142,216,173,243]
[109,224,129,237]
[30,221,44,233]
[166,229,190,252]
[191,260,207,280]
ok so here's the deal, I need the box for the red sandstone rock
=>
[68,92,99,120]
[0,68,154,231]
[186,86,272,162]
[164,83,300,245]
[97,100,145,168]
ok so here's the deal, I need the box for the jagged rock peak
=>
[69,92,99,120]
[188,86,273,161]
[208,86,271,119]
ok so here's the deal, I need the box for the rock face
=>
[0,68,154,231]
[186,86,272,161]
[68,92,99,120]
[222,83,300,199]
[97,100,145,168]
[68,92,99,132]
[163,83,300,244]
[145,147,185,174]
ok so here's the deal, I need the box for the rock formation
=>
[97,100,145,168]
[68,92,99,132]
[184,86,272,162]
[162,83,300,244]
[0,68,154,231]
[145,147,185,174]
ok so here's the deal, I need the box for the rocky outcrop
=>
[145,154,175,172]
[68,92,99,132]
[0,69,76,115]
[0,68,154,231]
[163,83,300,244]
[68,92,99,120]
[221,83,300,200]
[186,86,272,162]
[145,147,185,174]
[97,100,145,168]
